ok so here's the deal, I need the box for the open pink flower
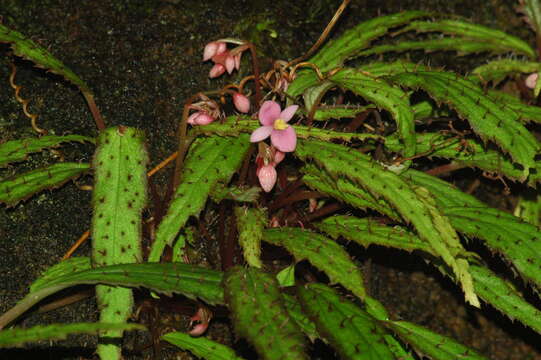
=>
[526,73,539,89]
[250,100,298,152]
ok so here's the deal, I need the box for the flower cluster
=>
[203,41,242,78]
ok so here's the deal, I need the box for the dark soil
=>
[0,0,540,359]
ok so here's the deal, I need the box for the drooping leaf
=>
[0,162,90,206]
[297,283,396,360]
[91,126,148,360]
[263,227,366,299]
[162,331,245,360]
[399,20,535,58]
[402,169,541,291]
[296,139,478,306]
[517,0,541,35]
[0,262,224,331]
[0,134,94,167]
[30,257,92,293]
[389,70,540,179]
[223,267,307,360]
[235,206,265,268]
[0,322,144,348]
[0,23,90,92]
[318,214,541,335]
[150,135,250,262]
[287,11,430,98]
[282,293,319,342]
[329,68,416,160]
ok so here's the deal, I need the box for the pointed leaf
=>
[0,23,90,92]
[223,267,307,360]
[150,135,250,262]
[0,162,90,206]
[389,71,540,179]
[297,283,395,360]
[263,227,365,299]
[162,331,245,360]
[0,135,93,167]
[0,322,144,348]
[296,139,478,305]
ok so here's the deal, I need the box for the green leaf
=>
[384,320,487,359]
[0,23,90,92]
[302,164,401,221]
[194,116,382,143]
[316,215,431,254]
[400,20,535,58]
[297,283,395,360]
[296,139,478,305]
[384,132,531,184]
[358,38,519,57]
[318,214,541,335]
[0,262,223,331]
[287,11,430,98]
[330,68,416,160]
[30,257,92,293]
[150,135,250,262]
[162,331,245,360]
[305,105,375,121]
[0,162,90,206]
[282,293,319,342]
[235,206,265,268]
[389,70,540,179]
[263,227,365,299]
[92,126,148,359]
[471,59,541,84]
[0,135,94,167]
[402,169,541,292]
[223,267,307,360]
[276,265,296,287]
[0,322,144,348]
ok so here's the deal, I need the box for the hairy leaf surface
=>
[224,267,307,360]
[389,71,540,178]
[298,283,395,359]
[0,162,90,206]
[162,331,245,360]
[263,227,365,299]
[0,135,93,167]
[0,323,144,348]
[150,135,250,262]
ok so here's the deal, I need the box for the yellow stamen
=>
[273,118,288,130]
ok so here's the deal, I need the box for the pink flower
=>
[526,73,538,89]
[250,100,298,153]
[203,41,226,61]
[233,92,250,113]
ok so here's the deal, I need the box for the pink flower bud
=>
[216,41,227,54]
[209,64,226,78]
[187,111,215,126]
[273,150,285,164]
[194,112,215,125]
[526,73,539,89]
[234,53,242,70]
[233,93,250,113]
[258,164,277,192]
[203,41,219,61]
[225,55,235,74]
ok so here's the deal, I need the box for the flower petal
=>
[271,126,296,152]
[279,105,299,123]
[259,100,281,126]
[250,126,273,143]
